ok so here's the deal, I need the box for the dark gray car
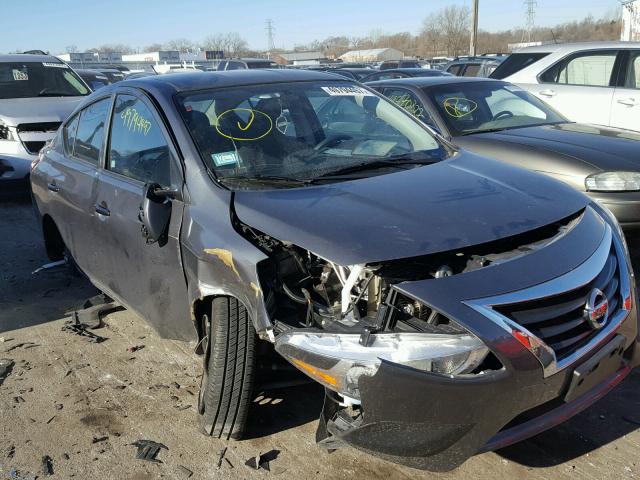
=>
[367,77,640,247]
[31,70,639,471]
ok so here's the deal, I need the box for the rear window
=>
[490,53,550,79]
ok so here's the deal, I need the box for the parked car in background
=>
[95,68,126,84]
[75,69,110,91]
[361,68,452,82]
[216,58,277,70]
[325,67,376,80]
[124,71,157,80]
[369,76,640,246]
[492,42,640,131]
[31,70,639,471]
[379,59,423,69]
[0,54,89,192]
[446,56,506,77]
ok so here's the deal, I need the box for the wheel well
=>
[42,215,65,261]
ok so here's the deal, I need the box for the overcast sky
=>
[1,0,622,53]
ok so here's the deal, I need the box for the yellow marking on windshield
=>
[443,98,478,118]
[215,108,273,141]
[237,110,255,131]
[120,107,152,135]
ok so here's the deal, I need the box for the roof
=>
[340,48,402,57]
[0,53,63,63]
[366,76,500,88]
[515,41,640,53]
[124,69,348,94]
[276,51,324,61]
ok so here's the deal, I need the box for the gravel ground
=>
[1,197,639,479]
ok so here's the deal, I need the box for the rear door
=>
[43,97,111,276]
[610,50,640,132]
[92,90,191,339]
[526,49,620,126]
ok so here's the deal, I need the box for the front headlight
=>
[585,172,640,192]
[275,330,489,401]
[0,120,17,141]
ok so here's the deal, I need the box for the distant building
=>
[272,51,326,66]
[98,52,122,63]
[622,0,640,41]
[57,52,98,63]
[339,48,404,63]
[122,51,181,63]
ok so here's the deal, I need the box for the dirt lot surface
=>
[1,196,640,479]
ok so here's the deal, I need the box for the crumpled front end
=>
[248,203,638,471]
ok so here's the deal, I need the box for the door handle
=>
[539,89,556,98]
[47,182,60,193]
[94,203,110,216]
[617,98,638,107]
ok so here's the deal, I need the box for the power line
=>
[523,0,537,43]
[266,19,275,54]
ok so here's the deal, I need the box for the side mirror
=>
[139,183,173,246]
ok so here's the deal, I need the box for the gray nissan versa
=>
[30,70,640,471]
[0,54,89,192]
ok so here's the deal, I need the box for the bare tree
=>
[143,43,164,53]
[201,33,249,57]
[65,45,79,53]
[88,44,134,54]
[164,38,195,53]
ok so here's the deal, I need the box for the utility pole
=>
[266,19,275,58]
[523,0,537,43]
[469,0,479,56]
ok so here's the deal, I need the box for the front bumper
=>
[319,336,637,472]
[0,145,34,183]
[588,191,640,232]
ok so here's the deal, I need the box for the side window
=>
[74,97,111,165]
[447,65,462,76]
[384,88,434,126]
[541,51,618,87]
[63,113,80,155]
[226,61,246,71]
[626,52,640,89]
[108,94,174,187]
[462,64,481,77]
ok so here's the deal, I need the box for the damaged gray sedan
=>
[31,70,640,471]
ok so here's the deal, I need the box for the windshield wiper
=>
[460,121,571,136]
[218,174,308,187]
[309,158,436,182]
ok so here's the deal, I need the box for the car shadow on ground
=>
[496,368,640,467]
[0,195,97,333]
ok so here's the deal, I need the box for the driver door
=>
[92,90,191,339]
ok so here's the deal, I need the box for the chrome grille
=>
[495,246,621,359]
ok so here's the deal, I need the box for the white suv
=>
[492,42,640,132]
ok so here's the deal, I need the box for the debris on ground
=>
[4,342,39,352]
[245,450,280,471]
[41,455,54,475]
[176,465,193,478]
[13,396,25,404]
[61,317,107,343]
[7,444,16,458]
[32,259,67,275]
[92,436,108,444]
[55,403,63,410]
[131,440,168,463]
[0,358,14,386]
[46,416,56,424]
[64,363,90,377]
[217,447,227,469]
[126,345,145,353]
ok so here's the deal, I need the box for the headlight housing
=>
[585,172,640,192]
[275,330,489,401]
[0,120,17,141]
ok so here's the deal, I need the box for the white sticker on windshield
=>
[321,86,374,97]
[211,151,239,167]
[42,62,69,68]
[13,69,28,81]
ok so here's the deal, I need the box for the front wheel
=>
[199,296,256,440]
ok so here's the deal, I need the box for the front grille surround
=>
[465,220,632,378]
[16,122,61,133]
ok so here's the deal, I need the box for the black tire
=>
[199,296,256,440]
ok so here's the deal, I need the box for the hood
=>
[463,123,640,173]
[0,97,85,126]
[233,151,589,265]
